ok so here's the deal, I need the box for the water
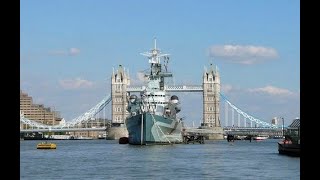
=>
[20,139,300,180]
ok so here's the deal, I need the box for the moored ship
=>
[125,39,183,145]
[278,118,300,157]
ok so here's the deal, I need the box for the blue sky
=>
[20,0,300,126]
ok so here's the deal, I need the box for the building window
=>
[207,106,214,111]
[116,85,122,91]
[115,107,122,112]
[115,116,122,122]
[207,97,213,101]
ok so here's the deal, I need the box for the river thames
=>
[20,139,299,180]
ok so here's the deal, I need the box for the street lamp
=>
[281,117,285,137]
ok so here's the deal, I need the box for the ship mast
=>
[140,38,170,76]
[140,38,173,92]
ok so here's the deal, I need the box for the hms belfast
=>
[125,39,183,145]
[107,39,223,141]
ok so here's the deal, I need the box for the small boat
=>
[226,134,235,142]
[69,136,93,140]
[37,142,57,149]
[253,135,269,140]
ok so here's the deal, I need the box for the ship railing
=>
[127,85,204,92]
[165,85,203,92]
[127,86,144,92]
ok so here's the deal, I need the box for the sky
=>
[20,0,300,127]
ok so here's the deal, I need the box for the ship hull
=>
[125,112,183,145]
[278,142,300,157]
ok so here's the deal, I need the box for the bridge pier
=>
[200,127,224,140]
[106,124,128,140]
[183,134,205,144]
[184,127,224,140]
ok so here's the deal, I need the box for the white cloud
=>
[48,47,81,56]
[248,85,295,96]
[48,50,66,56]
[59,78,94,89]
[208,44,279,64]
[130,71,147,86]
[137,71,146,82]
[221,84,233,93]
[220,84,245,95]
[69,48,80,56]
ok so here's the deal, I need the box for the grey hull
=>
[125,112,183,145]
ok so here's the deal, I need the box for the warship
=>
[125,39,183,145]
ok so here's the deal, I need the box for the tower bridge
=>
[20,43,284,139]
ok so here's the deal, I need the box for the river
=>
[20,139,300,180]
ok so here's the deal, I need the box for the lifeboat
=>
[37,142,57,149]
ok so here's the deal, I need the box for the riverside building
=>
[20,90,62,128]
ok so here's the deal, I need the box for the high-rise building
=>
[20,90,62,126]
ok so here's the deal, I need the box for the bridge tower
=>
[201,63,223,139]
[109,65,130,139]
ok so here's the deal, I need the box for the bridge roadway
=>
[184,127,284,136]
[223,127,284,136]
[20,127,107,133]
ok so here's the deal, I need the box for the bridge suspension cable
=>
[20,94,112,129]
[220,93,279,128]
[20,115,50,129]
[59,94,112,128]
